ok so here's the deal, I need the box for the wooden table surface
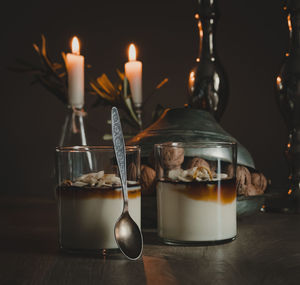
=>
[1,195,300,285]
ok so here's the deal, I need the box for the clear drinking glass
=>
[155,141,237,245]
[55,145,141,254]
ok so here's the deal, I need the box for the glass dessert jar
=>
[155,142,237,245]
[55,146,141,254]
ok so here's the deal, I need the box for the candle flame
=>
[128,43,137,61]
[72,36,80,55]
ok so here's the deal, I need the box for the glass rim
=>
[56,145,140,153]
[154,141,237,149]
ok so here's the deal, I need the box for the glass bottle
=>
[274,0,300,212]
[188,0,228,122]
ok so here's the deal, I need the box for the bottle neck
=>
[59,107,88,147]
[198,17,216,59]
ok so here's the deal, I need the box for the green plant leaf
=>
[124,97,141,126]
[35,75,67,104]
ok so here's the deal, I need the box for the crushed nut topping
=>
[168,167,227,182]
[62,170,137,187]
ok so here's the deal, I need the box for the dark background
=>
[1,0,289,198]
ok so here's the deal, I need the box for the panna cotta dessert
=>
[157,166,236,244]
[57,170,141,252]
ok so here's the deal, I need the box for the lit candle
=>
[125,43,143,106]
[66,36,84,108]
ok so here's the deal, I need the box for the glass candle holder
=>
[55,146,141,254]
[155,142,237,245]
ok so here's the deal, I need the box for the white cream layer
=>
[157,182,236,242]
[58,187,141,250]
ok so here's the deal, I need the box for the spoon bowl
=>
[114,212,143,260]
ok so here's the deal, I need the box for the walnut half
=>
[160,146,184,170]
[140,165,156,195]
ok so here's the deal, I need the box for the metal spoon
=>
[111,107,143,260]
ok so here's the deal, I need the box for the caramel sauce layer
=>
[57,185,141,199]
[159,178,236,204]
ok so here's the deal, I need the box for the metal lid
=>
[128,108,255,168]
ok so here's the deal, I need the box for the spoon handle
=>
[111,107,128,210]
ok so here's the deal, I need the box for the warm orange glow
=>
[196,57,200,62]
[287,143,291,148]
[286,52,290,57]
[287,14,292,32]
[189,71,195,82]
[276,76,282,85]
[277,76,283,90]
[156,78,169,89]
[128,44,137,61]
[198,20,203,39]
[71,36,80,55]
[189,71,195,92]
[195,13,199,20]
[288,189,292,195]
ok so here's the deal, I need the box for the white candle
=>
[125,44,142,106]
[66,36,84,109]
